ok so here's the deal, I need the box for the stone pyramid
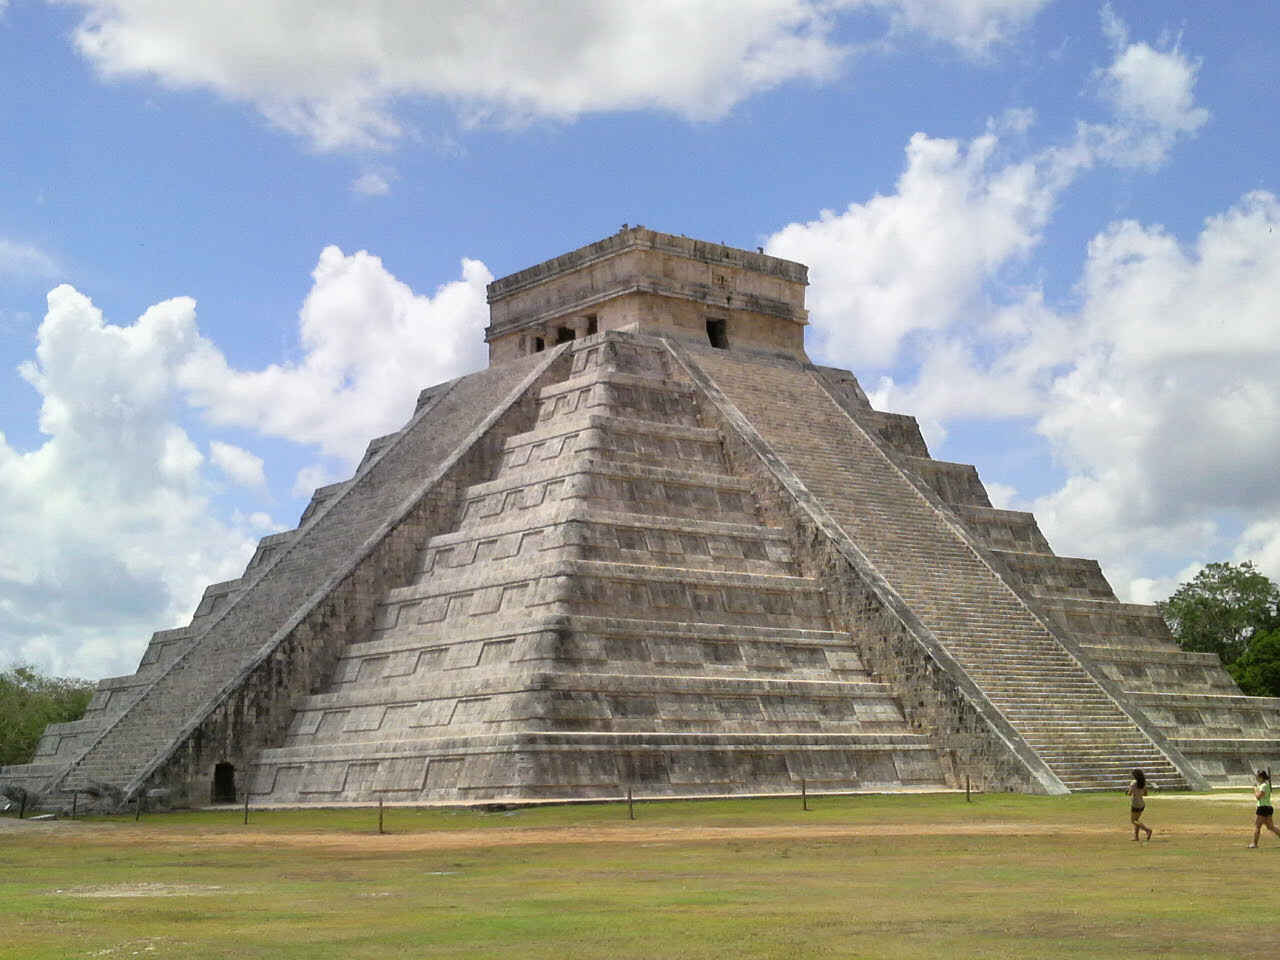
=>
[7,226,1280,807]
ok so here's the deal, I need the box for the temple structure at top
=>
[485,226,809,363]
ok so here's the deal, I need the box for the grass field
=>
[1,790,1274,959]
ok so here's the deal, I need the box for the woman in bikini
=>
[1249,769,1280,848]
[1126,769,1152,841]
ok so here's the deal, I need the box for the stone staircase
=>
[683,345,1189,791]
[867,404,1280,788]
[247,334,947,802]
[1039,597,1280,786]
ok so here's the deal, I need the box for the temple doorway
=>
[211,762,237,803]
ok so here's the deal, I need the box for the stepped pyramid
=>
[7,226,1280,806]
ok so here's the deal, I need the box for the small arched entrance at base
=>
[211,763,237,804]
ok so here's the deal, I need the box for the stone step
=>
[533,370,702,429]
[1034,752,1175,766]
[501,415,726,476]
[414,508,796,582]
[457,462,761,529]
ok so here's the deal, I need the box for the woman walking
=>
[1127,769,1153,841]
[1249,769,1280,848]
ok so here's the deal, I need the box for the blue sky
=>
[2,0,1278,680]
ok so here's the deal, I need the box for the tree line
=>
[1,562,1277,769]
[0,666,95,768]
[1157,560,1280,697]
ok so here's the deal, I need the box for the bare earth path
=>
[1,796,1245,851]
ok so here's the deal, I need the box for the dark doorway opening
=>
[706,318,729,349]
[586,315,599,335]
[556,326,576,344]
[534,336,545,352]
[212,763,237,804]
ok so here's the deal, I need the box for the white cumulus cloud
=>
[768,117,1061,369]
[767,11,1208,379]
[762,11,1280,602]
[0,287,259,679]
[870,0,1050,54]
[351,170,394,198]
[55,0,1049,150]
[209,440,266,489]
[178,247,491,465]
[1084,5,1208,169]
[0,249,491,678]
[0,235,59,278]
[1031,191,1280,596]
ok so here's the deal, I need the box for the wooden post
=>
[965,774,971,803]
[802,778,808,811]
[243,790,250,825]
[627,784,635,821]
[378,798,385,835]
[71,791,78,821]
[134,794,142,821]
[18,793,26,819]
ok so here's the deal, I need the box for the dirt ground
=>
[0,813,1180,851]
[0,790,1248,852]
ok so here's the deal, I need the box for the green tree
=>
[0,665,96,768]
[1158,561,1280,665]
[1227,627,1280,697]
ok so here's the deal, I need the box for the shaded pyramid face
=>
[249,335,949,802]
